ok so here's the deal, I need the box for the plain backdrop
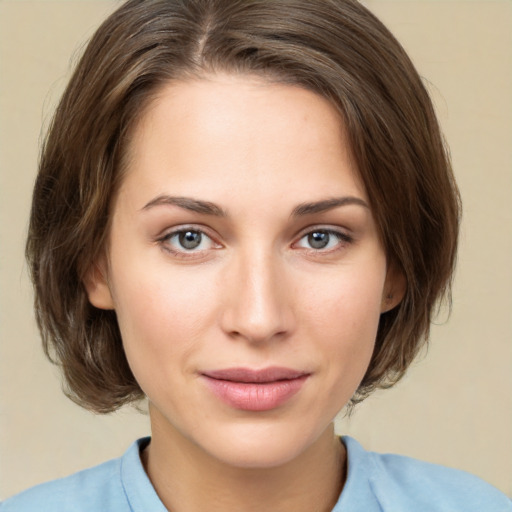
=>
[0,0,511,500]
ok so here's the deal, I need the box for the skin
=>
[85,74,404,512]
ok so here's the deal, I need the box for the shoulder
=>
[0,459,125,512]
[342,436,512,512]
[0,441,137,512]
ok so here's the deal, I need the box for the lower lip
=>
[202,375,309,411]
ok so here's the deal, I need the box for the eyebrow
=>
[291,197,369,216]
[141,194,368,217]
[142,195,227,216]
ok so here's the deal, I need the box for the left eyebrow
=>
[291,197,369,217]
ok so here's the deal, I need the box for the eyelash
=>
[293,228,353,254]
[157,226,220,259]
[157,226,353,259]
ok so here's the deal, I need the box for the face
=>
[86,74,401,469]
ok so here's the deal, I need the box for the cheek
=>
[304,260,385,336]
[302,262,385,385]
[109,260,220,380]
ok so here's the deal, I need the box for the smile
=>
[201,367,310,411]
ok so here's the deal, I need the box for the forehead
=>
[119,73,366,212]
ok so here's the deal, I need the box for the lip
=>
[201,367,310,411]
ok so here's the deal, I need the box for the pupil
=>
[308,231,329,249]
[179,231,201,249]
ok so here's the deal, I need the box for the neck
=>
[142,407,346,512]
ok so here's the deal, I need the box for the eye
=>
[295,229,351,251]
[160,228,219,254]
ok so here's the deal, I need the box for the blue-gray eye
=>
[159,228,219,255]
[178,230,202,250]
[308,231,330,249]
[296,229,349,251]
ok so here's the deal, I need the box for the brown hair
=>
[26,0,460,413]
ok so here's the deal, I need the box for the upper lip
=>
[202,367,309,383]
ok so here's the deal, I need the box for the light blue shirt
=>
[1,436,510,511]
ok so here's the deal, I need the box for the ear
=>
[82,256,115,310]
[381,264,406,313]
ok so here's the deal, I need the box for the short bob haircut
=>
[26,0,460,413]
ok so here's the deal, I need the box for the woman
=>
[1,0,510,510]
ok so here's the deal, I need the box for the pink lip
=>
[201,367,310,411]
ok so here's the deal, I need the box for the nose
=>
[219,248,295,344]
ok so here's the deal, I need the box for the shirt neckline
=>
[119,436,377,512]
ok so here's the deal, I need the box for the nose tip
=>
[227,319,288,345]
[219,255,294,344]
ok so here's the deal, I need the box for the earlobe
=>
[381,265,406,313]
[83,259,115,310]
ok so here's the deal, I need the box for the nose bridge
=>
[221,244,292,343]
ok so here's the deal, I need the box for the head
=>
[27,0,460,415]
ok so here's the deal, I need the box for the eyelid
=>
[292,225,354,252]
[294,224,353,242]
[157,222,220,239]
[156,224,223,257]
[155,223,353,258]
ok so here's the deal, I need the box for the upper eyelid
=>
[292,226,354,249]
[156,224,353,245]
[157,225,223,253]
[294,224,352,239]
[158,224,216,240]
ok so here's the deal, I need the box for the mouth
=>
[200,367,310,411]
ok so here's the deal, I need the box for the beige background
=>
[0,0,511,500]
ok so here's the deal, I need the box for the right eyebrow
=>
[141,195,227,217]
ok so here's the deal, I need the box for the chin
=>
[210,441,305,469]
[197,421,328,470]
